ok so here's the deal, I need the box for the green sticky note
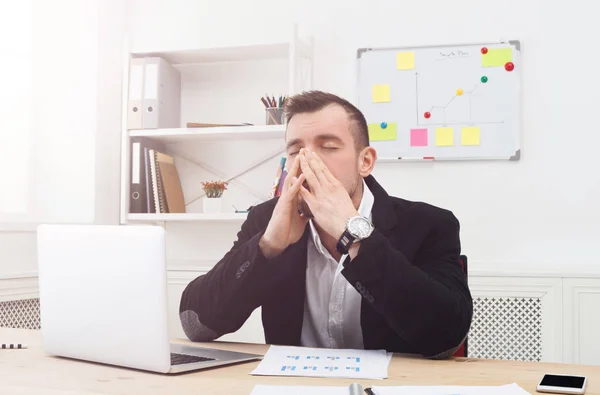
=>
[372,84,391,103]
[482,48,512,67]
[461,126,480,146]
[435,127,454,146]
[368,123,397,141]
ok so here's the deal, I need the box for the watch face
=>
[348,217,373,239]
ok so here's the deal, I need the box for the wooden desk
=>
[1,328,598,395]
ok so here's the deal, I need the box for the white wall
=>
[128,0,600,271]
[0,1,37,289]
[95,0,127,225]
[0,1,32,222]
[0,0,125,296]
[31,0,98,225]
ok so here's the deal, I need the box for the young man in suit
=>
[180,91,472,359]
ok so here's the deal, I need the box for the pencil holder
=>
[266,107,285,125]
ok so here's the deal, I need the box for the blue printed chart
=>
[357,41,521,161]
[250,345,391,379]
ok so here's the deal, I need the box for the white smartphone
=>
[537,373,587,394]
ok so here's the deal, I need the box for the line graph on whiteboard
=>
[356,41,521,160]
[415,72,505,127]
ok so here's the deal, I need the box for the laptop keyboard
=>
[170,352,216,366]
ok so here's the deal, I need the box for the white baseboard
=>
[0,273,39,302]
[468,261,600,278]
[167,258,600,279]
[5,260,599,304]
[167,259,216,274]
[0,223,39,232]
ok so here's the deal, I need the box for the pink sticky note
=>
[410,128,428,146]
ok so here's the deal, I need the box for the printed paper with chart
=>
[250,345,392,379]
[249,383,533,395]
[371,383,532,395]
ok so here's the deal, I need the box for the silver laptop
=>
[36,223,262,374]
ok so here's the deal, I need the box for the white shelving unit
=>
[132,40,313,68]
[119,25,313,224]
[127,212,248,222]
[129,124,285,143]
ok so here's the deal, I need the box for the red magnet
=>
[424,112,431,119]
[505,62,514,71]
[481,47,488,54]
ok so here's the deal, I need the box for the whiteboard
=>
[356,41,521,161]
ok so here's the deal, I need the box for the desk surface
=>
[1,328,599,395]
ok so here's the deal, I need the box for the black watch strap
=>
[336,229,356,255]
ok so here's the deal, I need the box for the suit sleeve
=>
[341,209,472,358]
[179,204,280,342]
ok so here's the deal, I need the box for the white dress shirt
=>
[300,179,374,349]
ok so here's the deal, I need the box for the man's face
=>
[285,104,362,217]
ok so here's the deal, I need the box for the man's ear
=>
[358,146,377,178]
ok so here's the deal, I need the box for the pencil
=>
[266,110,278,124]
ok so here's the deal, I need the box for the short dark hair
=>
[284,90,369,149]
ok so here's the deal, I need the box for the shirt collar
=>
[357,178,374,220]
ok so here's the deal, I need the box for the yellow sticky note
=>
[372,84,391,103]
[368,123,397,141]
[435,128,454,147]
[397,52,415,70]
[461,126,480,146]
[482,48,512,67]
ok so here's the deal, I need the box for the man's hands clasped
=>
[259,148,359,259]
[259,151,309,259]
[297,149,359,243]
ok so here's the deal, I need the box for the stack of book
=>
[129,137,186,214]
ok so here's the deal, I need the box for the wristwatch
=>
[336,216,374,255]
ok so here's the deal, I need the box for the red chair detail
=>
[452,255,468,357]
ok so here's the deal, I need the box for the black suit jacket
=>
[179,175,473,358]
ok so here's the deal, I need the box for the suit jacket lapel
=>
[270,229,309,345]
[266,176,398,346]
[365,175,399,235]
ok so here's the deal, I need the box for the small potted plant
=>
[201,180,228,213]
